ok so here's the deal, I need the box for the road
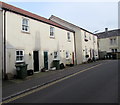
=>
[8,60,118,103]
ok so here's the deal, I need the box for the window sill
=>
[21,30,30,34]
[50,36,55,39]
[16,61,24,63]
[67,40,71,42]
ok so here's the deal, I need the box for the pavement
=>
[2,60,110,102]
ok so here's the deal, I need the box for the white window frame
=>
[22,18,29,32]
[54,51,58,59]
[16,50,24,63]
[50,26,55,38]
[67,32,71,41]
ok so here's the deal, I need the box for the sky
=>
[2,1,118,33]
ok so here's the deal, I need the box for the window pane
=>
[16,56,19,61]
[25,26,28,31]
[16,51,19,55]
[20,51,23,55]
[20,56,23,60]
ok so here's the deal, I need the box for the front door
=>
[33,51,39,72]
[72,52,74,65]
[44,51,48,69]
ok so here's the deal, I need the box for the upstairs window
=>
[89,34,91,40]
[110,38,117,45]
[110,39,113,45]
[114,38,117,45]
[67,32,71,41]
[16,50,24,62]
[22,18,29,32]
[84,32,87,39]
[50,26,55,37]
[84,32,88,42]
[93,36,96,43]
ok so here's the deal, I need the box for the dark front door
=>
[33,51,39,72]
[72,52,74,65]
[44,51,48,69]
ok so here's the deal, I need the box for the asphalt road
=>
[10,60,118,103]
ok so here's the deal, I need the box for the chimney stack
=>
[105,28,108,33]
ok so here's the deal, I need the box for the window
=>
[16,50,24,62]
[114,38,117,45]
[50,26,55,37]
[115,49,117,52]
[110,38,117,45]
[22,18,29,32]
[66,52,69,59]
[84,32,87,39]
[67,32,71,41]
[89,34,91,40]
[54,51,58,59]
[93,36,95,43]
[110,39,113,45]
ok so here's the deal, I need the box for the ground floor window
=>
[54,51,58,59]
[66,51,69,59]
[16,50,24,62]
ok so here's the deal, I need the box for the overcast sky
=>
[4,1,118,33]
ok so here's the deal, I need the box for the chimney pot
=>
[105,28,108,32]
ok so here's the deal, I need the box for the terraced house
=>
[97,28,120,59]
[0,2,76,79]
[50,15,99,64]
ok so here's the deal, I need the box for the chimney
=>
[105,28,108,33]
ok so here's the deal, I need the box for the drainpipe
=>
[73,32,77,65]
[3,10,6,79]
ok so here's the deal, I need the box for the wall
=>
[81,30,98,62]
[0,10,3,76]
[50,16,99,63]
[0,9,3,102]
[5,11,75,74]
[49,17,83,64]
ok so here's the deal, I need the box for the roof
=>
[49,15,94,35]
[0,2,75,33]
[96,29,120,39]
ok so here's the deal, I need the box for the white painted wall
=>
[0,10,3,101]
[5,11,75,74]
[0,10,3,76]
[50,16,99,64]
[81,30,98,62]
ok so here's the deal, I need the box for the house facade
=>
[50,15,99,64]
[0,2,75,78]
[97,28,120,59]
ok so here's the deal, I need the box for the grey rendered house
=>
[97,28,120,59]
